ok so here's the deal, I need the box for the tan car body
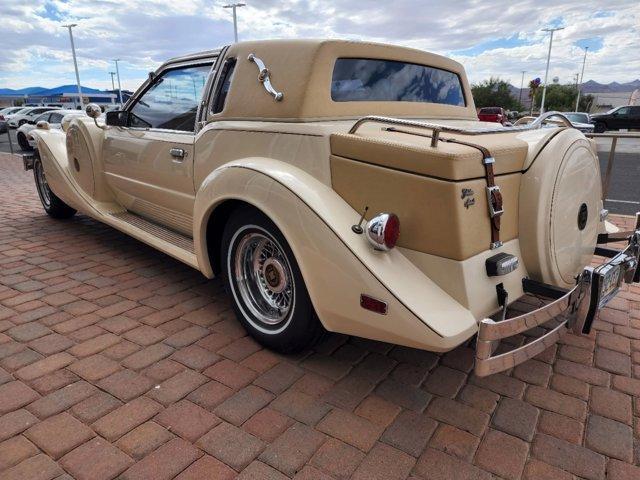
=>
[30,40,616,369]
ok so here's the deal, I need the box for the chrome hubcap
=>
[35,161,51,208]
[233,231,294,326]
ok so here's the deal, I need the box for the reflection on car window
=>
[130,64,211,132]
[331,58,465,106]
[564,113,588,123]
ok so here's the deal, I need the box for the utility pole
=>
[62,24,83,108]
[518,70,526,107]
[540,27,564,114]
[109,72,117,105]
[223,3,246,43]
[575,46,588,112]
[113,59,123,106]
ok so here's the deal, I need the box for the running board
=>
[104,211,199,270]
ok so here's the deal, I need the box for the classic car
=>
[25,40,640,376]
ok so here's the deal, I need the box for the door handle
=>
[169,147,186,160]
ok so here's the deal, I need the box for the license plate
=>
[598,263,622,308]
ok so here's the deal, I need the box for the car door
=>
[611,106,630,129]
[102,61,214,236]
[630,106,640,129]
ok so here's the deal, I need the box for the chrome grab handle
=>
[348,111,575,147]
[247,53,284,102]
[169,148,186,160]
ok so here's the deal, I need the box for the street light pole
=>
[539,27,564,114]
[113,59,124,106]
[223,3,246,43]
[62,24,83,109]
[575,46,589,112]
[518,70,526,107]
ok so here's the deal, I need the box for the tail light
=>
[366,213,400,251]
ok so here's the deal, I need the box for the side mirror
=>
[85,103,102,119]
[105,110,130,127]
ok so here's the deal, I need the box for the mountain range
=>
[0,85,107,96]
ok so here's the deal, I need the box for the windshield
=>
[331,58,465,106]
[563,113,589,123]
[13,108,30,115]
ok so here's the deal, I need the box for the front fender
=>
[194,157,477,351]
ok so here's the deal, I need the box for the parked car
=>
[478,107,508,125]
[0,120,7,135]
[590,105,640,133]
[7,106,61,128]
[560,112,594,133]
[27,40,640,377]
[0,106,25,121]
[16,109,86,151]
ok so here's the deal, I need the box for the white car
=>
[6,106,61,128]
[16,109,85,150]
[0,106,24,121]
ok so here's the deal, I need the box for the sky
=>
[0,0,638,92]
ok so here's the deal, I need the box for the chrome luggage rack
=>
[348,111,574,147]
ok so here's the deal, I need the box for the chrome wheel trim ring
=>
[35,160,51,208]
[228,225,296,334]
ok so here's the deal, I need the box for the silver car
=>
[561,112,594,133]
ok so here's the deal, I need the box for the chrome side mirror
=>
[85,103,102,119]
[85,103,107,130]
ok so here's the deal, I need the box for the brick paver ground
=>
[0,152,639,479]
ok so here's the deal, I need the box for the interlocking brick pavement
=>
[1,152,639,479]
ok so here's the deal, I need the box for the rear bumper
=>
[475,214,640,377]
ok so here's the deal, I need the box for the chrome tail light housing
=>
[365,213,400,251]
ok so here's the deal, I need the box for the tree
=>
[532,83,595,112]
[471,77,523,111]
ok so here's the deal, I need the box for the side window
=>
[49,113,65,124]
[212,58,236,114]
[129,64,212,132]
[616,107,630,115]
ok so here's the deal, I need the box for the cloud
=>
[0,0,637,91]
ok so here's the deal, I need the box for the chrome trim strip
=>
[247,54,284,102]
[348,111,575,146]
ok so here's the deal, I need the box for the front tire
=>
[33,157,77,219]
[221,206,324,353]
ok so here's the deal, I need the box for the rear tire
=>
[221,206,324,353]
[594,122,606,133]
[33,156,77,219]
[17,132,33,151]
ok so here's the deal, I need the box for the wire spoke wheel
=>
[34,160,52,208]
[232,229,295,329]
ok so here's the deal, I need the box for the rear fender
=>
[194,157,477,351]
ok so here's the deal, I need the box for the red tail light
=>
[360,294,388,314]
[365,213,400,251]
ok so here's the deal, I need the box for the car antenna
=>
[351,206,369,234]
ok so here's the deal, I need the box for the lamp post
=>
[62,24,83,108]
[518,70,526,107]
[539,26,564,114]
[575,46,588,112]
[113,59,123,106]
[223,3,246,43]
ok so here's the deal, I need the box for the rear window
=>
[331,58,465,106]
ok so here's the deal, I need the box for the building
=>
[0,85,131,109]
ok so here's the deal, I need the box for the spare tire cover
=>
[550,142,600,284]
[519,130,601,288]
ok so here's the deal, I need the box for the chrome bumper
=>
[475,215,640,377]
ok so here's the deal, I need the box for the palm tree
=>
[528,78,541,115]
